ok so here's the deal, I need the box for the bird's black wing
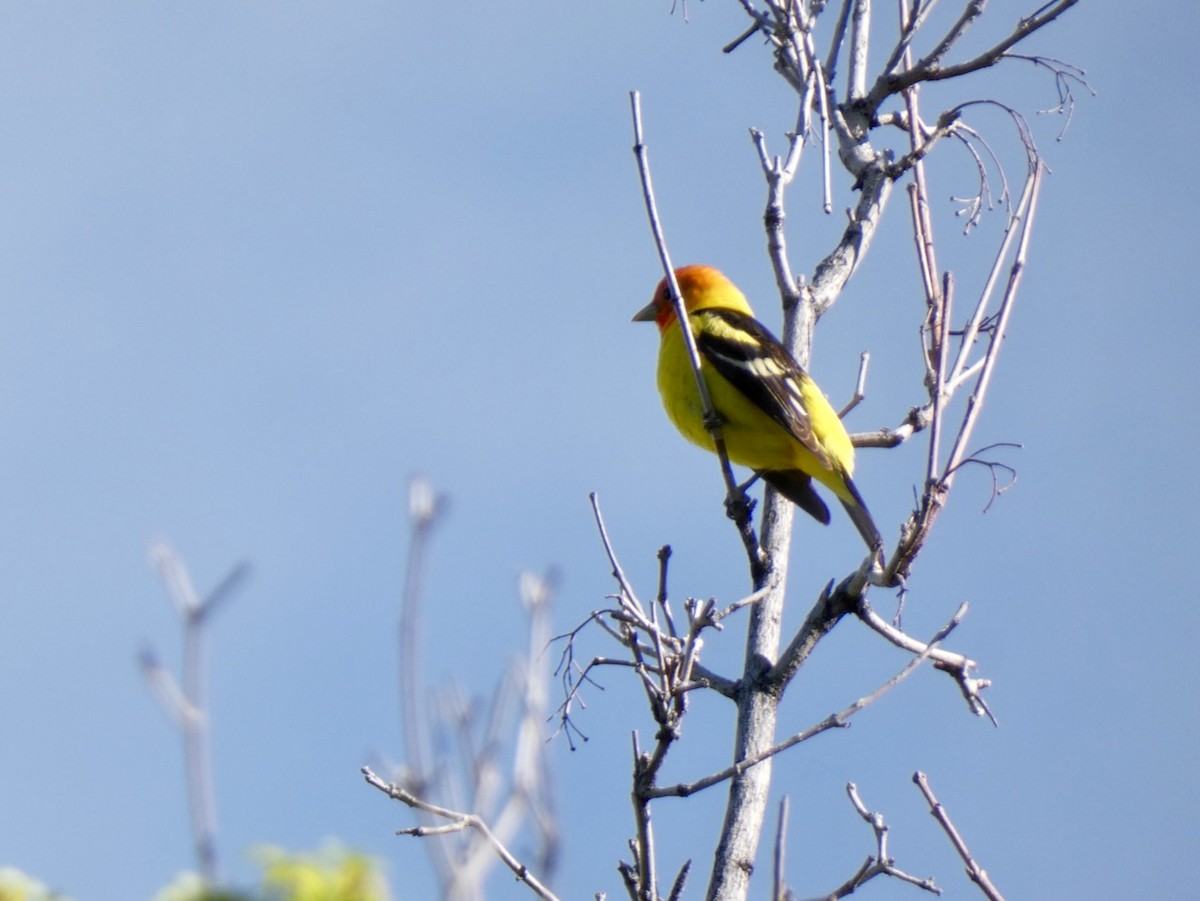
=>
[692,307,833,471]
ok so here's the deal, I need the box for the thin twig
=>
[773,796,791,901]
[808,783,940,898]
[397,476,453,880]
[630,91,760,559]
[362,767,561,901]
[856,600,994,722]
[649,611,953,800]
[871,1,1082,105]
[942,163,1044,479]
[590,492,643,611]
[837,352,870,418]
[143,545,248,886]
[914,771,1005,900]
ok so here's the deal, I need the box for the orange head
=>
[632,265,755,330]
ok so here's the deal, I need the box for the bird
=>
[633,264,882,552]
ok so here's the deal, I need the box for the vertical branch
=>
[897,0,951,488]
[925,273,954,489]
[631,733,659,901]
[394,480,560,900]
[181,595,218,883]
[947,153,1040,389]
[941,162,1043,482]
[772,797,791,901]
[513,571,561,881]
[630,91,763,574]
[142,545,249,887]
[816,61,834,213]
[451,571,561,895]
[847,0,872,102]
[884,161,1044,585]
[400,476,445,777]
[824,0,854,78]
[398,475,453,883]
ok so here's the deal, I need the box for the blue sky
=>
[2,2,1197,898]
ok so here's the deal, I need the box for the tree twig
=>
[805,782,940,899]
[362,766,561,901]
[630,91,762,567]
[142,545,249,886]
[914,771,1005,900]
[649,608,955,801]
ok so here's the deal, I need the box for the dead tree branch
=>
[602,3,1083,899]
[914,771,1005,900]
[385,476,559,900]
[140,545,250,886]
[799,783,941,899]
[362,766,560,901]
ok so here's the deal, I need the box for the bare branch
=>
[917,0,987,73]
[630,732,659,901]
[141,546,248,886]
[880,0,941,78]
[914,771,1005,900]
[138,647,196,730]
[846,0,871,103]
[1009,53,1095,139]
[362,766,561,901]
[851,402,934,449]
[629,6,1082,899]
[871,1,1082,105]
[805,783,941,898]
[772,797,791,901]
[649,610,950,801]
[808,162,895,316]
[941,163,1044,478]
[823,0,854,79]
[856,600,994,722]
[837,352,870,419]
[667,859,692,901]
[397,475,453,879]
[590,492,644,612]
[630,91,762,565]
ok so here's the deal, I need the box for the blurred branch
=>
[362,767,560,901]
[399,475,448,789]
[397,475,453,882]
[389,476,559,899]
[141,544,250,887]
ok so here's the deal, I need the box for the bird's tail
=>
[761,470,830,525]
[764,468,883,555]
[840,474,883,553]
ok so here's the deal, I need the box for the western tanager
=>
[633,264,882,551]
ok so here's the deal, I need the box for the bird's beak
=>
[631,300,658,322]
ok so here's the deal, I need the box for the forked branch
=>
[362,767,560,901]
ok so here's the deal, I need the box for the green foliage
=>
[0,868,71,901]
[152,871,254,901]
[1,846,392,901]
[256,846,388,901]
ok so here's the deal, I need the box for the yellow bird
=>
[633,264,882,551]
